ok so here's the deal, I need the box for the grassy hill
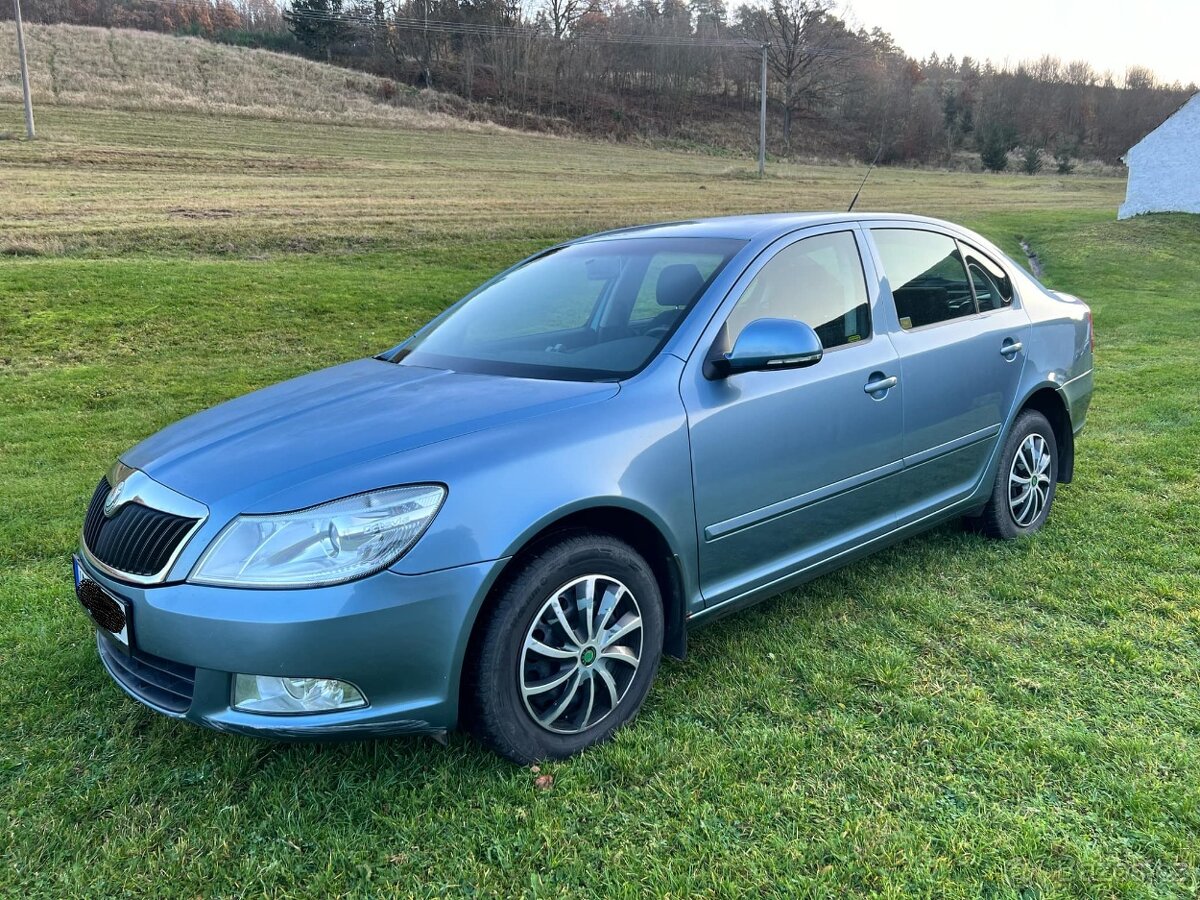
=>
[0,22,499,132]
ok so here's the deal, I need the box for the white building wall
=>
[1118,93,1200,220]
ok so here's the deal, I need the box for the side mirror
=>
[708,318,823,379]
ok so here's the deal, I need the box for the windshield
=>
[392,237,745,381]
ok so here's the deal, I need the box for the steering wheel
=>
[644,325,672,339]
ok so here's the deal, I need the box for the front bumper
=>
[77,552,506,739]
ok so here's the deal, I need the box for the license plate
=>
[74,555,131,647]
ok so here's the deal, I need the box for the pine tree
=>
[979,129,1010,172]
[284,0,349,61]
[1022,145,1043,175]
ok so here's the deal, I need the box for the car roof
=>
[574,212,967,244]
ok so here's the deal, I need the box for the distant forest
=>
[9,0,1197,165]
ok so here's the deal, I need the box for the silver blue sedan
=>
[74,213,1094,762]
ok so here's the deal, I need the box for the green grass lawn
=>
[2,101,1199,897]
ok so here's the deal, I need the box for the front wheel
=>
[465,532,664,763]
[970,409,1059,540]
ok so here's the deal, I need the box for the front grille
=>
[97,632,196,714]
[83,477,199,578]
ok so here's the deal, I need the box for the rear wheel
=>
[970,409,1059,540]
[465,532,663,763]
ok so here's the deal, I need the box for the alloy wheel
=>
[1008,433,1051,527]
[519,574,643,734]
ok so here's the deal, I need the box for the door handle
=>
[864,375,898,394]
[1000,339,1023,358]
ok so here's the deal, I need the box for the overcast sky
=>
[839,0,1199,87]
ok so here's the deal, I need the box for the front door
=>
[680,228,905,607]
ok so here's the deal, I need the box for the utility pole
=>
[421,0,432,88]
[758,43,768,178]
[12,0,35,139]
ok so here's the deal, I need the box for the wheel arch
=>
[458,502,689,722]
[1017,384,1075,483]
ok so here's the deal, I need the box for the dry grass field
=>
[1,97,1124,258]
[2,29,1199,897]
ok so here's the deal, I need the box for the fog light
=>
[232,674,367,714]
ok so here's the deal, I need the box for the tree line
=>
[11,0,1197,166]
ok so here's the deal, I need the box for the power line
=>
[290,7,762,49]
[284,5,864,58]
[287,7,866,57]
[109,0,770,50]
[85,0,868,58]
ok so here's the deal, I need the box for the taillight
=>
[1085,309,1095,352]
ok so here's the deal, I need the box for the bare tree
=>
[543,0,592,37]
[738,0,854,151]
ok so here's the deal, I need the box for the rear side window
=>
[724,231,871,350]
[963,246,1014,311]
[872,229,975,329]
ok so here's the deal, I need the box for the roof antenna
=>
[848,119,887,212]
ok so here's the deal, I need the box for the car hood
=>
[123,358,618,511]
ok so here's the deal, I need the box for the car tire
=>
[970,409,1059,540]
[465,532,664,764]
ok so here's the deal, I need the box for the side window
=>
[963,246,1014,311]
[872,229,975,329]
[724,231,871,350]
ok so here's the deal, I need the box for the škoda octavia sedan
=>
[74,213,1094,762]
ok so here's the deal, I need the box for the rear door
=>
[867,227,1031,516]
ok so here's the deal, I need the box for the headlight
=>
[190,484,445,588]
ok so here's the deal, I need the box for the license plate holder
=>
[74,555,131,647]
